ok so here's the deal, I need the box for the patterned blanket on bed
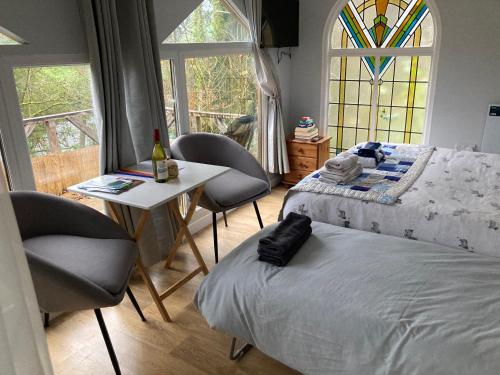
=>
[291,144,435,205]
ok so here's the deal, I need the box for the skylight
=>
[163,0,250,44]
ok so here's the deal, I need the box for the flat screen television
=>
[260,0,299,48]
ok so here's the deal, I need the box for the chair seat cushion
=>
[23,235,137,295]
[203,168,270,210]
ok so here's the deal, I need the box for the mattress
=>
[195,222,500,374]
[282,148,500,258]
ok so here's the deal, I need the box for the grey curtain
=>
[81,0,178,267]
[243,0,290,174]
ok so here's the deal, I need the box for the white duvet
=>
[282,148,500,257]
[196,222,500,374]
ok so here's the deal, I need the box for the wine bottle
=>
[152,129,168,183]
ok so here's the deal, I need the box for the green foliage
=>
[162,0,258,145]
[164,0,250,43]
[14,65,94,156]
[15,65,92,118]
[14,0,259,156]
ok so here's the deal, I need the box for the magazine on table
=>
[77,176,143,194]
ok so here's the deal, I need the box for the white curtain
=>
[0,178,53,375]
[243,0,290,174]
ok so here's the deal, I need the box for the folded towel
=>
[323,162,360,177]
[358,156,378,169]
[257,212,312,266]
[258,227,312,266]
[358,142,382,158]
[357,150,385,168]
[324,152,359,171]
[319,164,363,184]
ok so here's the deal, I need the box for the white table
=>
[68,160,229,322]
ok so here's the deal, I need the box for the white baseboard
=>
[269,173,282,188]
[188,209,219,235]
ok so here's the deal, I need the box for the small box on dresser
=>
[283,137,331,186]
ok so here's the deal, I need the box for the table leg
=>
[106,201,123,227]
[164,186,207,274]
[106,186,209,323]
[107,203,172,322]
[136,257,172,322]
[167,197,209,275]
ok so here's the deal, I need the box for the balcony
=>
[23,108,254,204]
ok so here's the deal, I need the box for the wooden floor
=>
[46,186,300,375]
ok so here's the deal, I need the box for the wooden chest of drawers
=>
[283,137,331,186]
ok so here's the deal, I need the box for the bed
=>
[195,221,500,375]
[281,145,500,257]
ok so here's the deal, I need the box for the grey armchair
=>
[171,133,271,263]
[10,191,145,375]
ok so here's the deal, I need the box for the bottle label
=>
[156,159,168,180]
[167,159,179,179]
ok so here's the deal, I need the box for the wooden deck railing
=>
[23,107,242,152]
[22,108,243,195]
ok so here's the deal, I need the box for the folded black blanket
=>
[358,142,382,159]
[258,212,312,266]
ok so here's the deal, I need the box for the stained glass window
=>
[328,0,435,154]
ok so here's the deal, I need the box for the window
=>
[326,0,436,154]
[162,0,260,159]
[13,65,102,210]
[160,59,179,140]
[185,54,259,157]
[164,0,250,43]
[0,26,24,45]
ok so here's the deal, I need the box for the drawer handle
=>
[298,148,304,154]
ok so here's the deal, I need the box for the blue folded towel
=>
[358,142,382,158]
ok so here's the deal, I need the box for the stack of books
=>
[294,116,319,141]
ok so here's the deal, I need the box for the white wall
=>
[153,0,203,41]
[429,0,500,148]
[0,0,203,58]
[288,0,500,148]
[0,0,87,58]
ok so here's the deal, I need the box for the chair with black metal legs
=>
[10,191,145,375]
[171,133,271,263]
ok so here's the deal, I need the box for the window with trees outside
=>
[13,65,103,209]
[162,0,261,159]
[327,0,435,155]
[160,59,179,140]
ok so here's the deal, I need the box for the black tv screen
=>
[260,0,299,48]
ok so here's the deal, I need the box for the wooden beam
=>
[136,258,172,322]
[24,123,37,138]
[66,117,98,143]
[44,120,60,153]
[159,266,203,300]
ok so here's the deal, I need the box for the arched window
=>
[326,0,436,154]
